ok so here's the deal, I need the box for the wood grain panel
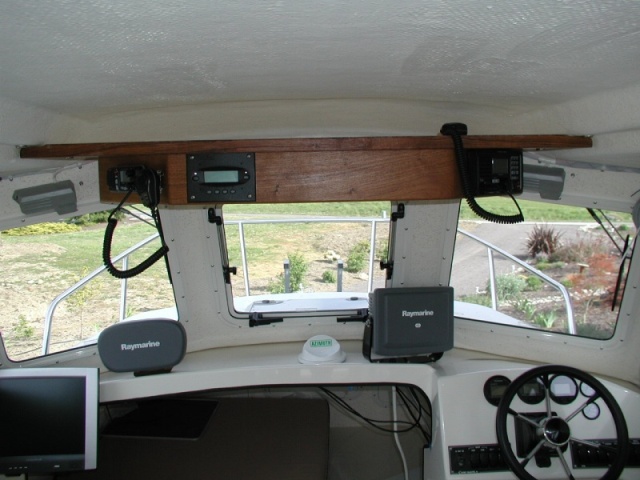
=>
[98,150,463,204]
[255,150,461,203]
[88,135,592,205]
[98,155,186,205]
[21,135,592,159]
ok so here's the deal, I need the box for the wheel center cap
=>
[543,417,571,446]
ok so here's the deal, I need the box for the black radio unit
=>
[465,149,523,197]
[187,152,256,203]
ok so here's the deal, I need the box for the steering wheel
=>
[496,365,629,480]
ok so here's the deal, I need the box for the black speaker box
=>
[98,319,187,375]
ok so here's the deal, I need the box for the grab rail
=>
[42,233,160,355]
[457,229,576,334]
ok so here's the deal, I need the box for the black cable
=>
[102,180,169,279]
[410,387,433,444]
[612,235,633,311]
[320,387,423,435]
[396,386,430,444]
[320,387,415,433]
[587,208,625,254]
[102,209,169,279]
[400,387,432,444]
[440,123,524,224]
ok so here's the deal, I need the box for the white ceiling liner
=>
[2,0,639,116]
[0,0,639,170]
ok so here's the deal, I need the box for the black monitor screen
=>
[0,368,98,475]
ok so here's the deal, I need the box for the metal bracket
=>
[249,313,284,327]
[380,260,393,280]
[223,266,237,284]
[391,203,405,222]
[337,309,369,323]
[207,208,222,225]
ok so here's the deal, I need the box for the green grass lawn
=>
[1,222,167,281]
[224,201,392,218]
[225,199,632,223]
[1,199,630,283]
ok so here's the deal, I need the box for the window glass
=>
[0,209,175,360]
[222,202,391,314]
[451,198,633,339]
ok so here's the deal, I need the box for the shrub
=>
[526,224,561,258]
[12,315,34,339]
[458,294,492,307]
[525,275,543,291]
[321,270,336,283]
[566,252,618,306]
[534,310,557,329]
[346,241,370,273]
[513,297,537,321]
[2,222,81,236]
[535,260,565,270]
[288,252,308,289]
[376,240,389,262]
[576,323,613,340]
[561,278,574,288]
[553,234,610,264]
[68,210,122,225]
[267,252,308,293]
[267,275,286,294]
[491,273,526,302]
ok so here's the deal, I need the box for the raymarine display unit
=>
[365,287,454,361]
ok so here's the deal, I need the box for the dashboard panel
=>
[95,343,640,480]
[425,362,640,479]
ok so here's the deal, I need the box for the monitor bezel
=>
[0,367,99,474]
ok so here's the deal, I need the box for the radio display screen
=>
[203,169,240,184]
[492,157,509,175]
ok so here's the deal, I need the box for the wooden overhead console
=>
[20,135,592,205]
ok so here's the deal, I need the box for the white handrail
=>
[457,229,576,334]
[42,233,160,355]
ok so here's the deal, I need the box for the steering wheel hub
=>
[542,417,571,447]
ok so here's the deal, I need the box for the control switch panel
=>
[449,444,509,474]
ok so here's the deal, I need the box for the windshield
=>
[221,198,632,339]
[0,208,175,361]
[1,196,633,362]
[222,202,391,314]
[451,198,632,339]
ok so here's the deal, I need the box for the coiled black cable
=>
[102,184,170,279]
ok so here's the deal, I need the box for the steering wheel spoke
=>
[508,408,543,428]
[571,437,605,449]
[542,374,554,420]
[495,365,629,480]
[555,447,576,480]
[565,394,602,423]
[571,437,621,457]
[520,439,546,468]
